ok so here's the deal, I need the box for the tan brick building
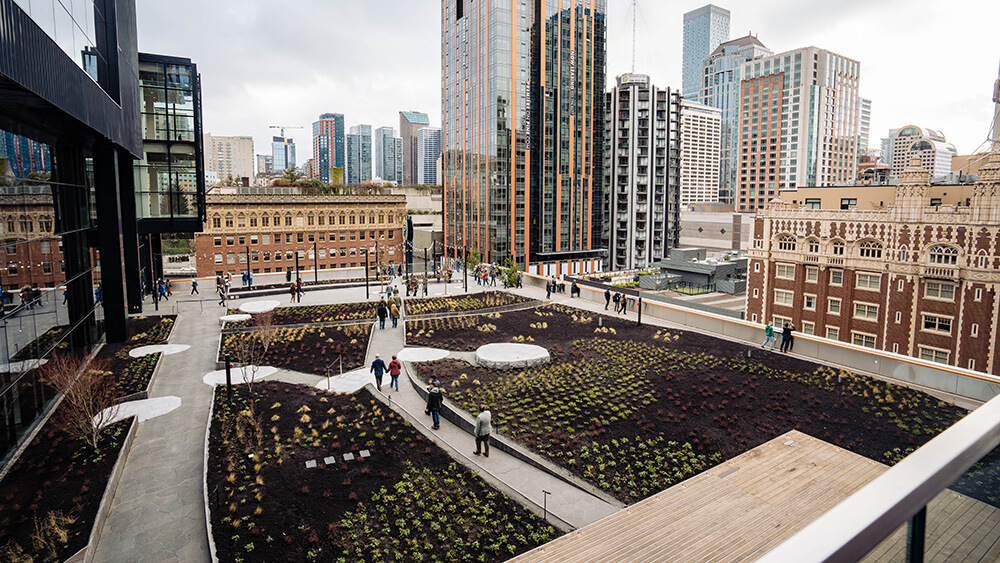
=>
[746,154,1000,375]
[194,191,407,278]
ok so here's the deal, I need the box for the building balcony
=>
[921,264,961,280]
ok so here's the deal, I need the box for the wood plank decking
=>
[510,430,1000,562]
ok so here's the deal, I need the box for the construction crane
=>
[269,125,303,138]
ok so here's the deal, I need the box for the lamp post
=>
[245,245,250,285]
[313,241,318,284]
[294,249,300,286]
[364,249,370,300]
[463,245,468,293]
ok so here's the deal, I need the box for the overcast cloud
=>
[137,0,1000,167]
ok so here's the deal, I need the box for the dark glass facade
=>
[442,0,605,268]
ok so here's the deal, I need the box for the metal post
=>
[542,489,551,522]
[225,353,232,404]
[295,250,300,284]
[906,506,927,563]
[463,245,468,293]
[313,241,318,284]
[364,250,370,299]
[637,296,642,326]
[245,245,250,284]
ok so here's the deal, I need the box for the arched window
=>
[807,238,819,254]
[225,214,234,228]
[261,215,270,227]
[928,245,958,265]
[776,234,796,251]
[359,214,366,225]
[317,214,325,226]
[831,240,845,256]
[379,214,385,224]
[369,213,376,225]
[295,214,304,227]
[898,246,909,262]
[5,216,14,233]
[249,214,258,227]
[237,214,246,228]
[859,240,883,259]
[39,216,52,232]
[349,214,356,225]
[339,214,346,225]
[977,251,988,269]
[284,214,292,227]
[273,213,280,227]
[212,214,221,229]
[307,213,315,226]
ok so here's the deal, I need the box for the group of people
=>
[241,271,254,287]
[374,291,402,329]
[473,263,499,287]
[762,322,796,353]
[544,278,566,298]
[216,273,231,306]
[604,287,632,314]
[404,276,427,297]
[288,277,304,303]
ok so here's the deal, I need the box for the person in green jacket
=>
[761,322,775,350]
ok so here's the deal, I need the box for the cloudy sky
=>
[137,0,999,167]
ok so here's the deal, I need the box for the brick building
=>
[194,190,407,278]
[746,154,1000,375]
[0,186,66,290]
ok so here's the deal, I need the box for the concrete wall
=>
[527,272,1000,404]
[679,211,751,251]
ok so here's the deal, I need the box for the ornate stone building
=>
[747,154,1000,375]
[194,190,407,278]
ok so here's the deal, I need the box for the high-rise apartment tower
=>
[682,4,730,98]
[400,111,430,185]
[443,0,607,273]
[312,113,345,183]
[346,125,372,184]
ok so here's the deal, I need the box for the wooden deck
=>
[510,430,1000,562]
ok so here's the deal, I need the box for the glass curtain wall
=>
[0,145,103,458]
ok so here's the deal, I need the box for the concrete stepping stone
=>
[219,314,251,326]
[343,452,355,461]
[396,347,449,362]
[314,367,370,393]
[324,456,337,465]
[96,396,182,428]
[476,342,550,370]
[0,359,48,373]
[305,460,317,469]
[238,300,280,314]
[203,366,278,386]
[360,450,370,458]
[128,344,190,358]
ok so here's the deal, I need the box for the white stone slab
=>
[128,344,190,358]
[396,347,450,362]
[314,367,372,393]
[359,450,370,458]
[476,342,550,370]
[219,314,252,326]
[305,460,317,469]
[324,456,337,465]
[0,359,48,373]
[238,300,281,314]
[203,365,278,386]
[96,396,182,428]
[343,452,355,461]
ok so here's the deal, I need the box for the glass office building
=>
[443,0,606,270]
[312,113,344,184]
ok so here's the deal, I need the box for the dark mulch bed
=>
[225,302,378,328]
[0,315,175,560]
[404,291,532,316]
[0,420,132,560]
[220,323,370,375]
[207,383,558,562]
[408,304,982,504]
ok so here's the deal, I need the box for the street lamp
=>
[313,241,318,284]
[245,245,250,285]
[364,248,370,299]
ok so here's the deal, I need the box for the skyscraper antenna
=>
[631,0,637,72]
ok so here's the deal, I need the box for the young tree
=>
[38,355,117,450]
[229,312,278,398]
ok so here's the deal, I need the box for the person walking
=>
[247,271,253,288]
[296,277,304,303]
[389,301,400,328]
[426,379,443,429]
[376,300,388,329]
[473,404,492,457]
[190,279,199,295]
[545,280,552,299]
[516,272,523,288]
[218,284,228,307]
[786,323,796,352]
[780,322,795,353]
[370,354,387,391]
[242,271,248,287]
[387,355,402,391]
[289,282,297,303]
[761,322,775,350]
[165,279,172,296]
[604,288,611,310]
[612,291,621,313]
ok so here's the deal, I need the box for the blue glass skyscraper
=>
[682,4,730,98]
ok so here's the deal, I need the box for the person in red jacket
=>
[387,355,402,391]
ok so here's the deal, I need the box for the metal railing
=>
[759,391,1000,562]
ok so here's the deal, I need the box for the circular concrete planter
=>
[475,343,550,370]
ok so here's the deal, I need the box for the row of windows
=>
[214,246,397,263]
[213,231,395,246]
[4,216,54,234]
[772,234,968,265]
[210,211,400,229]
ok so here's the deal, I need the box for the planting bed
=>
[409,304,985,505]
[207,382,557,562]
[225,301,378,327]
[220,323,370,375]
[0,315,175,560]
[227,276,390,294]
[404,291,532,316]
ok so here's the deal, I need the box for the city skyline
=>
[135,0,999,168]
